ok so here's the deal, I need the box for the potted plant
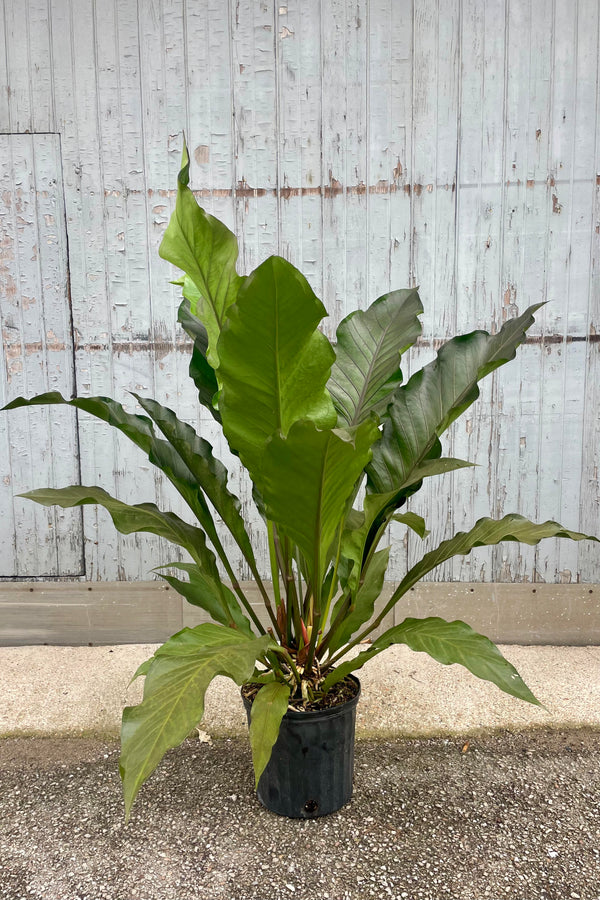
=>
[4,144,596,820]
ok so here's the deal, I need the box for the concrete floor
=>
[2,643,600,739]
[2,643,600,900]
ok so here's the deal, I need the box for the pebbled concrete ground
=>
[1,644,600,899]
[1,730,599,900]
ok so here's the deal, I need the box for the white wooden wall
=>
[0,0,598,585]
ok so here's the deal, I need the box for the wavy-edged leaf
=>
[159,142,244,366]
[392,511,430,539]
[120,625,272,817]
[155,561,253,636]
[2,392,222,548]
[3,391,156,447]
[394,514,599,599]
[177,294,220,421]
[132,395,256,569]
[322,617,540,706]
[261,419,379,591]
[19,485,217,572]
[249,681,291,787]
[401,457,476,489]
[329,288,423,426]
[367,304,543,496]
[327,546,390,655]
[129,657,154,685]
[217,255,336,482]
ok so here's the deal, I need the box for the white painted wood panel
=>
[1,0,598,586]
[0,133,83,577]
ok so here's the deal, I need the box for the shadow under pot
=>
[242,676,361,819]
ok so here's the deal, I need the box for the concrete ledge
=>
[1,580,599,646]
[1,643,599,740]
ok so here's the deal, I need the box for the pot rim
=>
[242,674,361,720]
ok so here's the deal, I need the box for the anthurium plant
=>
[4,144,597,819]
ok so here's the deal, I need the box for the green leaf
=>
[159,142,244,366]
[177,294,220,421]
[338,492,398,595]
[120,625,272,817]
[2,391,157,448]
[20,485,216,571]
[322,617,540,706]
[329,288,423,426]
[401,457,476,490]
[327,546,390,654]
[394,514,599,599]
[367,304,543,497]
[260,419,379,591]
[132,394,256,570]
[249,681,291,787]
[129,657,155,685]
[154,562,253,636]
[217,255,336,482]
[391,511,430,539]
[2,392,222,550]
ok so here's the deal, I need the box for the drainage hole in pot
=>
[304,799,319,814]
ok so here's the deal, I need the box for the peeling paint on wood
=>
[0,134,84,578]
[1,0,599,587]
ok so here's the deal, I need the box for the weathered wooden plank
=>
[3,0,34,130]
[368,0,413,581]
[578,0,600,582]
[387,0,413,292]
[0,6,10,128]
[47,0,119,580]
[490,0,541,581]
[406,0,461,582]
[26,0,55,133]
[0,134,83,577]
[230,0,279,271]
[275,0,323,294]
[226,0,280,578]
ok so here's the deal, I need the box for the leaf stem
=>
[207,530,270,636]
[318,525,343,638]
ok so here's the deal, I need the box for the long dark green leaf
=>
[249,681,291,787]
[260,420,379,590]
[120,625,272,817]
[132,394,256,569]
[177,293,220,421]
[159,142,244,366]
[3,392,224,554]
[329,288,423,426]
[322,617,540,706]
[217,255,336,482]
[154,562,253,636]
[20,485,216,571]
[392,514,599,600]
[367,304,543,496]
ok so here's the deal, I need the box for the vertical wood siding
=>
[0,134,83,576]
[0,0,598,584]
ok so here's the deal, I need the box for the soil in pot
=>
[242,675,361,819]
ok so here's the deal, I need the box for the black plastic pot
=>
[243,676,361,818]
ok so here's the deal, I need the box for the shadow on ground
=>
[1,730,599,900]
